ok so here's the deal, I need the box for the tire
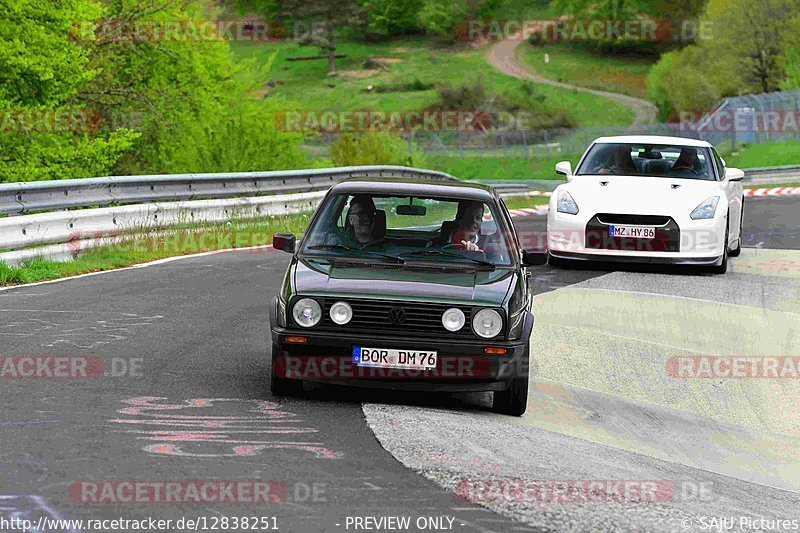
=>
[492,348,530,416]
[270,344,303,397]
[709,219,729,274]
[729,200,744,257]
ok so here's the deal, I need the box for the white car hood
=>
[560,175,724,216]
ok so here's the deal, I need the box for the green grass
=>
[502,195,550,209]
[233,37,634,128]
[428,153,570,181]
[726,141,800,169]
[0,215,311,286]
[518,41,655,99]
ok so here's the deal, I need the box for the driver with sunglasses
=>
[326,195,386,249]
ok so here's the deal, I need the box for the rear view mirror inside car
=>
[396,204,427,216]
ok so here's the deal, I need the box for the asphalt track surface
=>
[0,195,797,533]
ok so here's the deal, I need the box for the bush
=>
[431,78,575,131]
[331,129,426,167]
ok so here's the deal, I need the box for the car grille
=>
[586,213,680,253]
[313,298,476,339]
[595,213,672,226]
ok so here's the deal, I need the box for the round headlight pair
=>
[441,307,502,338]
[292,299,352,328]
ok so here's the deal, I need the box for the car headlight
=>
[690,196,720,220]
[442,308,465,332]
[557,190,579,215]
[329,301,353,325]
[292,298,322,328]
[472,308,503,339]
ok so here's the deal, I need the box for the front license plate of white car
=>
[609,225,656,239]
[353,347,437,370]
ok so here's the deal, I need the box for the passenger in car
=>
[599,146,639,175]
[428,201,506,262]
[671,148,702,174]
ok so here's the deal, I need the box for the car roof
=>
[331,177,496,201]
[593,135,712,148]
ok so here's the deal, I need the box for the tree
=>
[781,14,800,89]
[709,0,796,93]
[278,0,366,75]
[0,0,138,181]
[78,0,307,174]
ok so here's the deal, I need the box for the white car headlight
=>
[690,196,720,220]
[557,190,579,215]
[292,298,322,328]
[329,301,353,325]
[442,308,465,332]
[472,308,503,339]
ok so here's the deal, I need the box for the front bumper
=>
[547,209,726,262]
[549,250,723,266]
[269,312,532,392]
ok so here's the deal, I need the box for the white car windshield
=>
[299,193,514,267]
[576,143,716,181]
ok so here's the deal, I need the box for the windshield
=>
[300,193,514,267]
[576,143,715,181]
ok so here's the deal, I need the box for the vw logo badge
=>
[388,308,407,325]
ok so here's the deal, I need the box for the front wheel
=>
[729,200,744,257]
[708,219,729,274]
[492,350,530,416]
[270,344,303,397]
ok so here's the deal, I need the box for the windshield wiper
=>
[398,249,496,270]
[306,244,404,263]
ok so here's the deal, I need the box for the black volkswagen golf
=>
[269,178,546,415]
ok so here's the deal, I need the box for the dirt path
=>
[487,37,658,129]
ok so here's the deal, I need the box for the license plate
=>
[609,225,656,239]
[353,347,437,370]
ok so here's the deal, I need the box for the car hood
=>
[561,175,724,215]
[293,257,515,307]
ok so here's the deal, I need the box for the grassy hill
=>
[232,37,634,128]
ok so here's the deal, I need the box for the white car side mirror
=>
[555,161,572,181]
[726,168,744,182]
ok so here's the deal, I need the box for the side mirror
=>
[522,248,548,266]
[273,232,296,253]
[726,168,744,182]
[555,161,573,181]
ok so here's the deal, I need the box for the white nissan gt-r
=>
[547,135,745,274]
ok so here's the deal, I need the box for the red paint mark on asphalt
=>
[111,397,342,459]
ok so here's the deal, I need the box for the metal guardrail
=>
[0,166,458,266]
[744,164,800,182]
[0,165,456,216]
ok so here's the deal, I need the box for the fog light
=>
[330,301,353,325]
[442,308,466,332]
